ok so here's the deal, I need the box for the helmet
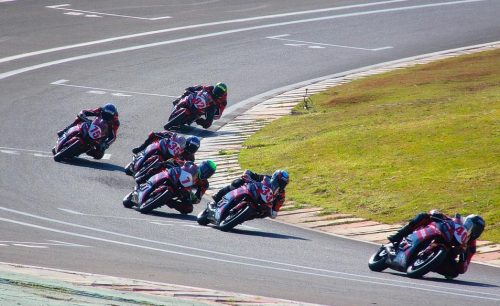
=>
[185,136,200,154]
[198,160,216,180]
[102,103,117,121]
[463,214,485,240]
[212,82,227,99]
[270,170,289,192]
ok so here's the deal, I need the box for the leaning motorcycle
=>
[53,115,108,162]
[197,182,273,231]
[124,139,183,177]
[122,168,194,214]
[368,217,465,278]
[164,91,211,130]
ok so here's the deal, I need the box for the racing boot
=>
[57,122,77,137]
[132,141,148,154]
[387,224,413,245]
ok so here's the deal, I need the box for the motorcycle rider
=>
[137,160,217,214]
[211,169,289,221]
[132,131,200,161]
[387,210,485,279]
[56,103,119,159]
[168,82,228,129]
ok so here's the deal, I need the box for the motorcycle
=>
[124,139,183,177]
[134,158,183,185]
[53,115,108,162]
[368,216,466,278]
[164,91,213,130]
[197,182,274,231]
[123,167,195,214]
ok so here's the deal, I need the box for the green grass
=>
[239,50,500,242]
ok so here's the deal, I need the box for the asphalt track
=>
[1,1,500,305]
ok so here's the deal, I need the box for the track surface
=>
[1,1,499,305]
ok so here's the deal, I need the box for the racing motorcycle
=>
[368,216,465,278]
[53,115,108,162]
[123,166,196,214]
[164,91,213,130]
[124,139,183,177]
[197,182,274,231]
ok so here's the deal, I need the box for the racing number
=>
[89,125,102,139]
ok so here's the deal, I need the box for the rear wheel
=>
[407,245,447,278]
[136,190,170,214]
[54,140,81,162]
[218,205,255,232]
[368,246,390,272]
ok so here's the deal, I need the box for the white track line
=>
[50,79,177,98]
[0,0,488,80]
[46,4,171,20]
[1,206,499,299]
[1,0,410,65]
[267,34,393,51]
[0,215,498,301]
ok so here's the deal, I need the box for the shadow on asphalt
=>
[62,158,125,172]
[147,210,198,222]
[421,276,500,288]
[386,272,499,288]
[230,228,308,240]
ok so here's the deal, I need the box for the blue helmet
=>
[271,170,289,191]
[102,103,117,121]
[185,136,200,154]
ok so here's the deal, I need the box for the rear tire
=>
[218,205,255,232]
[368,246,390,272]
[54,140,80,162]
[136,190,170,214]
[407,245,447,278]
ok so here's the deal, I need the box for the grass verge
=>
[239,49,500,242]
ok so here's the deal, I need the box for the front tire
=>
[197,208,210,226]
[164,109,188,130]
[406,245,447,278]
[54,140,81,162]
[368,246,390,272]
[218,205,255,232]
[124,162,134,176]
[122,192,135,208]
[136,190,170,214]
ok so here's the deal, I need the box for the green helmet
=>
[212,82,227,99]
[198,160,217,180]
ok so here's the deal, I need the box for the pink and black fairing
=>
[54,117,109,159]
[214,180,275,224]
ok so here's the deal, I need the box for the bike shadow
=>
[147,210,198,222]
[229,228,308,240]
[386,272,499,288]
[421,276,499,288]
[62,158,125,172]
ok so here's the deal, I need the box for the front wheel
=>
[368,246,390,272]
[197,208,210,226]
[406,245,447,278]
[122,192,135,208]
[164,109,188,130]
[54,140,81,162]
[136,190,170,214]
[124,162,134,176]
[218,205,255,232]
